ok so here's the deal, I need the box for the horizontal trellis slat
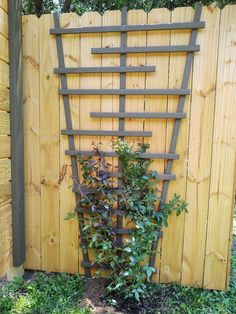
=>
[73,186,125,194]
[54,66,156,73]
[80,230,164,245]
[108,172,176,180]
[90,112,186,119]
[73,172,175,179]
[81,261,110,269]
[91,45,200,54]
[76,207,126,216]
[61,130,152,137]
[50,21,205,35]
[59,88,190,95]
[65,149,179,160]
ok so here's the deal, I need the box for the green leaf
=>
[64,212,76,220]
[134,290,140,301]
[146,267,155,278]
[124,247,132,253]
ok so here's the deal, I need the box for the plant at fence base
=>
[75,140,188,301]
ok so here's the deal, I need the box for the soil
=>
[80,277,171,314]
[80,278,124,314]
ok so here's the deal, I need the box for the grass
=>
[107,241,236,314]
[0,255,235,314]
[0,272,91,314]
[0,215,235,314]
[143,274,236,314]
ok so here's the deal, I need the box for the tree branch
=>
[62,0,72,12]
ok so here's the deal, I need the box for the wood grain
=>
[0,0,7,12]
[0,8,8,39]
[0,136,10,158]
[39,14,60,272]
[0,181,11,208]
[126,10,146,148]
[145,8,170,282]
[79,11,102,275]
[0,34,8,63]
[0,158,10,186]
[182,6,220,287]
[18,8,236,291]
[160,7,194,284]
[23,15,41,270]
[0,87,9,111]
[203,5,236,290]
[0,204,12,277]
[0,111,9,135]
[59,13,80,274]
[0,60,9,88]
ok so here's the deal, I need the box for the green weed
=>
[0,272,90,314]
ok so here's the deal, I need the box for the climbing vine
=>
[72,140,187,300]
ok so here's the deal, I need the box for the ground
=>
[0,215,235,314]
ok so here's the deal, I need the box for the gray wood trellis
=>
[51,5,204,276]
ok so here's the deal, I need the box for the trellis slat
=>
[50,21,205,35]
[65,149,179,159]
[54,66,156,73]
[91,45,200,54]
[59,88,190,95]
[90,112,186,119]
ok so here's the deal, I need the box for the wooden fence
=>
[0,0,12,277]
[22,5,236,290]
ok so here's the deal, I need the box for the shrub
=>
[76,140,188,300]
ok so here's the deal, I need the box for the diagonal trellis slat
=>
[51,5,203,275]
[53,13,91,277]
[149,4,203,271]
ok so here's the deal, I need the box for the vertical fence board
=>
[59,13,80,274]
[39,14,60,272]
[182,7,220,287]
[79,12,102,275]
[203,5,236,290]
[160,7,194,284]
[23,15,41,270]
[145,8,170,281]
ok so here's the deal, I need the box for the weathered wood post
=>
[0,0,24,279]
